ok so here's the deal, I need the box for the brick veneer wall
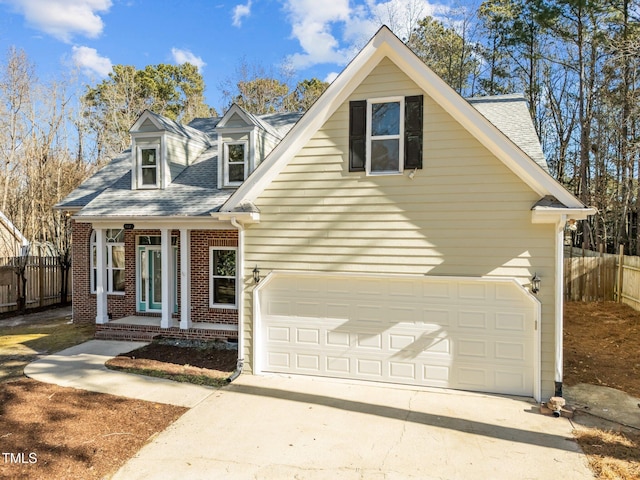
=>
[71,222,239,328]
[71,221,95,324]
[190,230,238,324]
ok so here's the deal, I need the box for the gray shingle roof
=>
[73,146,233,217]
[56,151,132,209]
[138,111,213,146]
[468,94,549,172]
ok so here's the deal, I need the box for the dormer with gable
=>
[130,110,212,190]
[215,104,286,188]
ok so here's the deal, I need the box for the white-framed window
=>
[367,97,404,174]
[223,141,248,186]
[137,145,160,188]
[209,247,237,308]
[90,229,125,294]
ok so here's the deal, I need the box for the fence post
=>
[598,244,604,301]
[617,244,624,303]
[38,247,45,307]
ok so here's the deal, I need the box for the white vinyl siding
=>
[243,57,557,398]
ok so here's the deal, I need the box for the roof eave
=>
[531,206,596,224]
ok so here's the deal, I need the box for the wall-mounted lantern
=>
[253,265,261,284]
[531,272,541,294]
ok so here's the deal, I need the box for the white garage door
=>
[256,273,539,397]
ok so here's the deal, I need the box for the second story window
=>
[224,141,248,187]
[138,145,160,188]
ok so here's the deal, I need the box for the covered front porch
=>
[83,213,257,342]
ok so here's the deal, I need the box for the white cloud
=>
[171,48,206,72]
[5,0,112,43]
[324,71,339,83]
[71,45,112,77]
[283,0,445,70]
[232,0,252,27]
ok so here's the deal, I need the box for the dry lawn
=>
[564,301,640,480]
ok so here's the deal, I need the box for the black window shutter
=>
[349,100,366,172]
[404,95,423,169]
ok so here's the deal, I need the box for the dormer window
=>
[224,141,248,187]
[138,145,160,188]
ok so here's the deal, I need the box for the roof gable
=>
[217,104,257,130]
[222,26,585,212]
[130,110,212,146]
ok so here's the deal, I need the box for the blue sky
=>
[0,0,460,112]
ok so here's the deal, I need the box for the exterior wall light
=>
[253,265,261,284]
[531,273,541,294]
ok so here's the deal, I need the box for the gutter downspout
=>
[227,216,244,383]
[554,215,567,397]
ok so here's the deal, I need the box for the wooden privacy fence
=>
[0,255,71,314]
[564,246,640,310]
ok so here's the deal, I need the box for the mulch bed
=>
[105,339,238,383]
[0,379,187,480]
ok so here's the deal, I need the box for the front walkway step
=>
[95,328,158,342]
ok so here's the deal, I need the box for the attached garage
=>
[254,272,540,399]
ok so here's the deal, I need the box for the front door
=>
[138,245,176,312]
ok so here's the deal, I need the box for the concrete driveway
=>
[113,375,592,480]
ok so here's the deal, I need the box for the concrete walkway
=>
[566,383,640,430]
[24,340,215,408]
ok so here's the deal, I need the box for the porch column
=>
[180,229,192,329]
[94,227,109,324]
[160,228,173,329]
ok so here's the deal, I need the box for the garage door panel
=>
[259,274,537,397]
[495,341,526,361]
[326,356,350,373]
[457,339,487,358]
[458,310,488,329]
[389,361,416,379]
[296,328,320,345]
[422,364,450,384]
[421,309,451,326]
[267,325,290,342]
[458,282,488,300]
[296,354,320,371]
[495,312,527,331]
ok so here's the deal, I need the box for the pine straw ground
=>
[564,301,640,480]
[0,317,235,480]
[0,380,187,480]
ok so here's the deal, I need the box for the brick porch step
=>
[95,328,158,342]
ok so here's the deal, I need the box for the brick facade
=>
[71,222,239,332]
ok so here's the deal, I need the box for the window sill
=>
[209,304,238,310]
[91,291,126,296]
[367,171,403,176]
